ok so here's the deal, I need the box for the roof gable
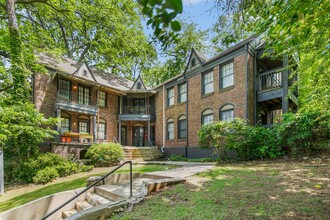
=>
[73,62,96,82]
[184,48,208,73]
[130,75,147,90]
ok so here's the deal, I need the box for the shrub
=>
[32,167,59,184]
[85,142,124,166]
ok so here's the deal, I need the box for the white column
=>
[118,120,122,144]
[93,115,97,143]
[148,120,151,146]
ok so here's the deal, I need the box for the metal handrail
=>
[41,161,133,220]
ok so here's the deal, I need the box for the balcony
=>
[55,91,97,115]
[119,106,155,121]
[257,68,283,102]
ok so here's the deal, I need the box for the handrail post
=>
[130,161,133,198]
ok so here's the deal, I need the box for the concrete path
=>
[139,161,216,178]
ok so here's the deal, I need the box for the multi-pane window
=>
[78,86,90,105]
[58,79,71,100]
[202,109,214,125]
[221,62,234,89]
[79,121,89,133]
[178,115,187,139]
[99,91,106,107]
[61,117,70,134]
[167,118,174,140]
[98,122,106,140]
[167,87,174,106]
[178,83,187,103]
[202,72,214,95]
[220,104,234,121]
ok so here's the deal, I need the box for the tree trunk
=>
[6,0,30,104]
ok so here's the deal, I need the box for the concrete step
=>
[123,147,164,161]
[86,192,111,206]
[94,185,126,201]
[75,200,93,212]
[62,209,77,219]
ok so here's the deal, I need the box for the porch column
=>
[282,55,289,114]
[120,96,123,114]
[93,115,97,143]
[147,120,151,146]
[118,120,122,145]
[56,109,61,141]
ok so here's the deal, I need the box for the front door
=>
[132,126,144,147]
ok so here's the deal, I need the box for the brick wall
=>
[155,52,251,148]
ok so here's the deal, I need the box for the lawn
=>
[112,161,330,220]
[0,164,177,213]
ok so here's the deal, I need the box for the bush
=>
[5,153,94,184]
[85,142,124,166]
[32,167,59,184]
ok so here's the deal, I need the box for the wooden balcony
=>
[257,68,283,102]
[55,91,97,115]
[119,106,155,121]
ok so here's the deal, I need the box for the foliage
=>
[32,167,59,184]
[143,20,208,86]
[276,111,330,155]
[0,103,58,159]
[85,142,124,167]
[5,153,93,184]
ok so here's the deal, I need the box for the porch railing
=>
[122,106,155,115]
[257,68,282,92]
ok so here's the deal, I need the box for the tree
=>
[143,20,208,86]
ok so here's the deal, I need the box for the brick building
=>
[33,36,297,158]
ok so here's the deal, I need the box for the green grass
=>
[112,162,330,220]
[0,164,176,213]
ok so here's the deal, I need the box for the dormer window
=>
[137,82,142,89]
[191,58,196,68]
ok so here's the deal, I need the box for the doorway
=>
[132,126,144,147]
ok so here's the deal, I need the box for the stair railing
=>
[41,161,133,220]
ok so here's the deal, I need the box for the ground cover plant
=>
[112,159,330,220]
[0,164,177,212]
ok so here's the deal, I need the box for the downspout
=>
[97,89,99,143]
[245,44,249,121]
[185,77,189,158]
[161,85,166,152]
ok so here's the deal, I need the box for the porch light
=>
[72,85,78,91]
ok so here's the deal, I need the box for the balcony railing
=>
[56,90,97,106]
[122,106,155,115]
[56,91,97,114]
[257,68,282,92]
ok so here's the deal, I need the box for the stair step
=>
[86,192,111,206]
[62,209,77,218]
[94,185,125,201]
[75,200,93,212]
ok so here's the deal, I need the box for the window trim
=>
[178,83,187,103]
[202,71,214,95]
[98,120,107,140]
[177,115,187,139]
[201,108,214,125]
[220,61,234,89]
[98,90,107,107]
[78,117,90,133]
[78,84,91,105]
[61,116,71,134]
[166,118,174,140]
[219,104,235,121]
[58,78,71,100]
[167,87,174,107]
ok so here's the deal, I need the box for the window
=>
[98,119,106,140]
[78,86,90,105]
[58,79,71,100]
[166,118,174,140]
[178,83,187,103]
[137,82,142,89]
[78,116,90,133]
[220,104,234,121]
[191,58,196,68]
[167,87,174,106]
[178,115,187,139]
[202,71,213,95]
[99,91,107,107]
[221,62,234,89]
[202,109,214,125]
[61,117,70,134]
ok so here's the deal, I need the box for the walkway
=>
[139,161,216,178]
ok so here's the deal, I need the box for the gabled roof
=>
[183,48,208,74]
[37,53,134,91]
[130,75,147,90]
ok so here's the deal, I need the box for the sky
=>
[142,0,220,61]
